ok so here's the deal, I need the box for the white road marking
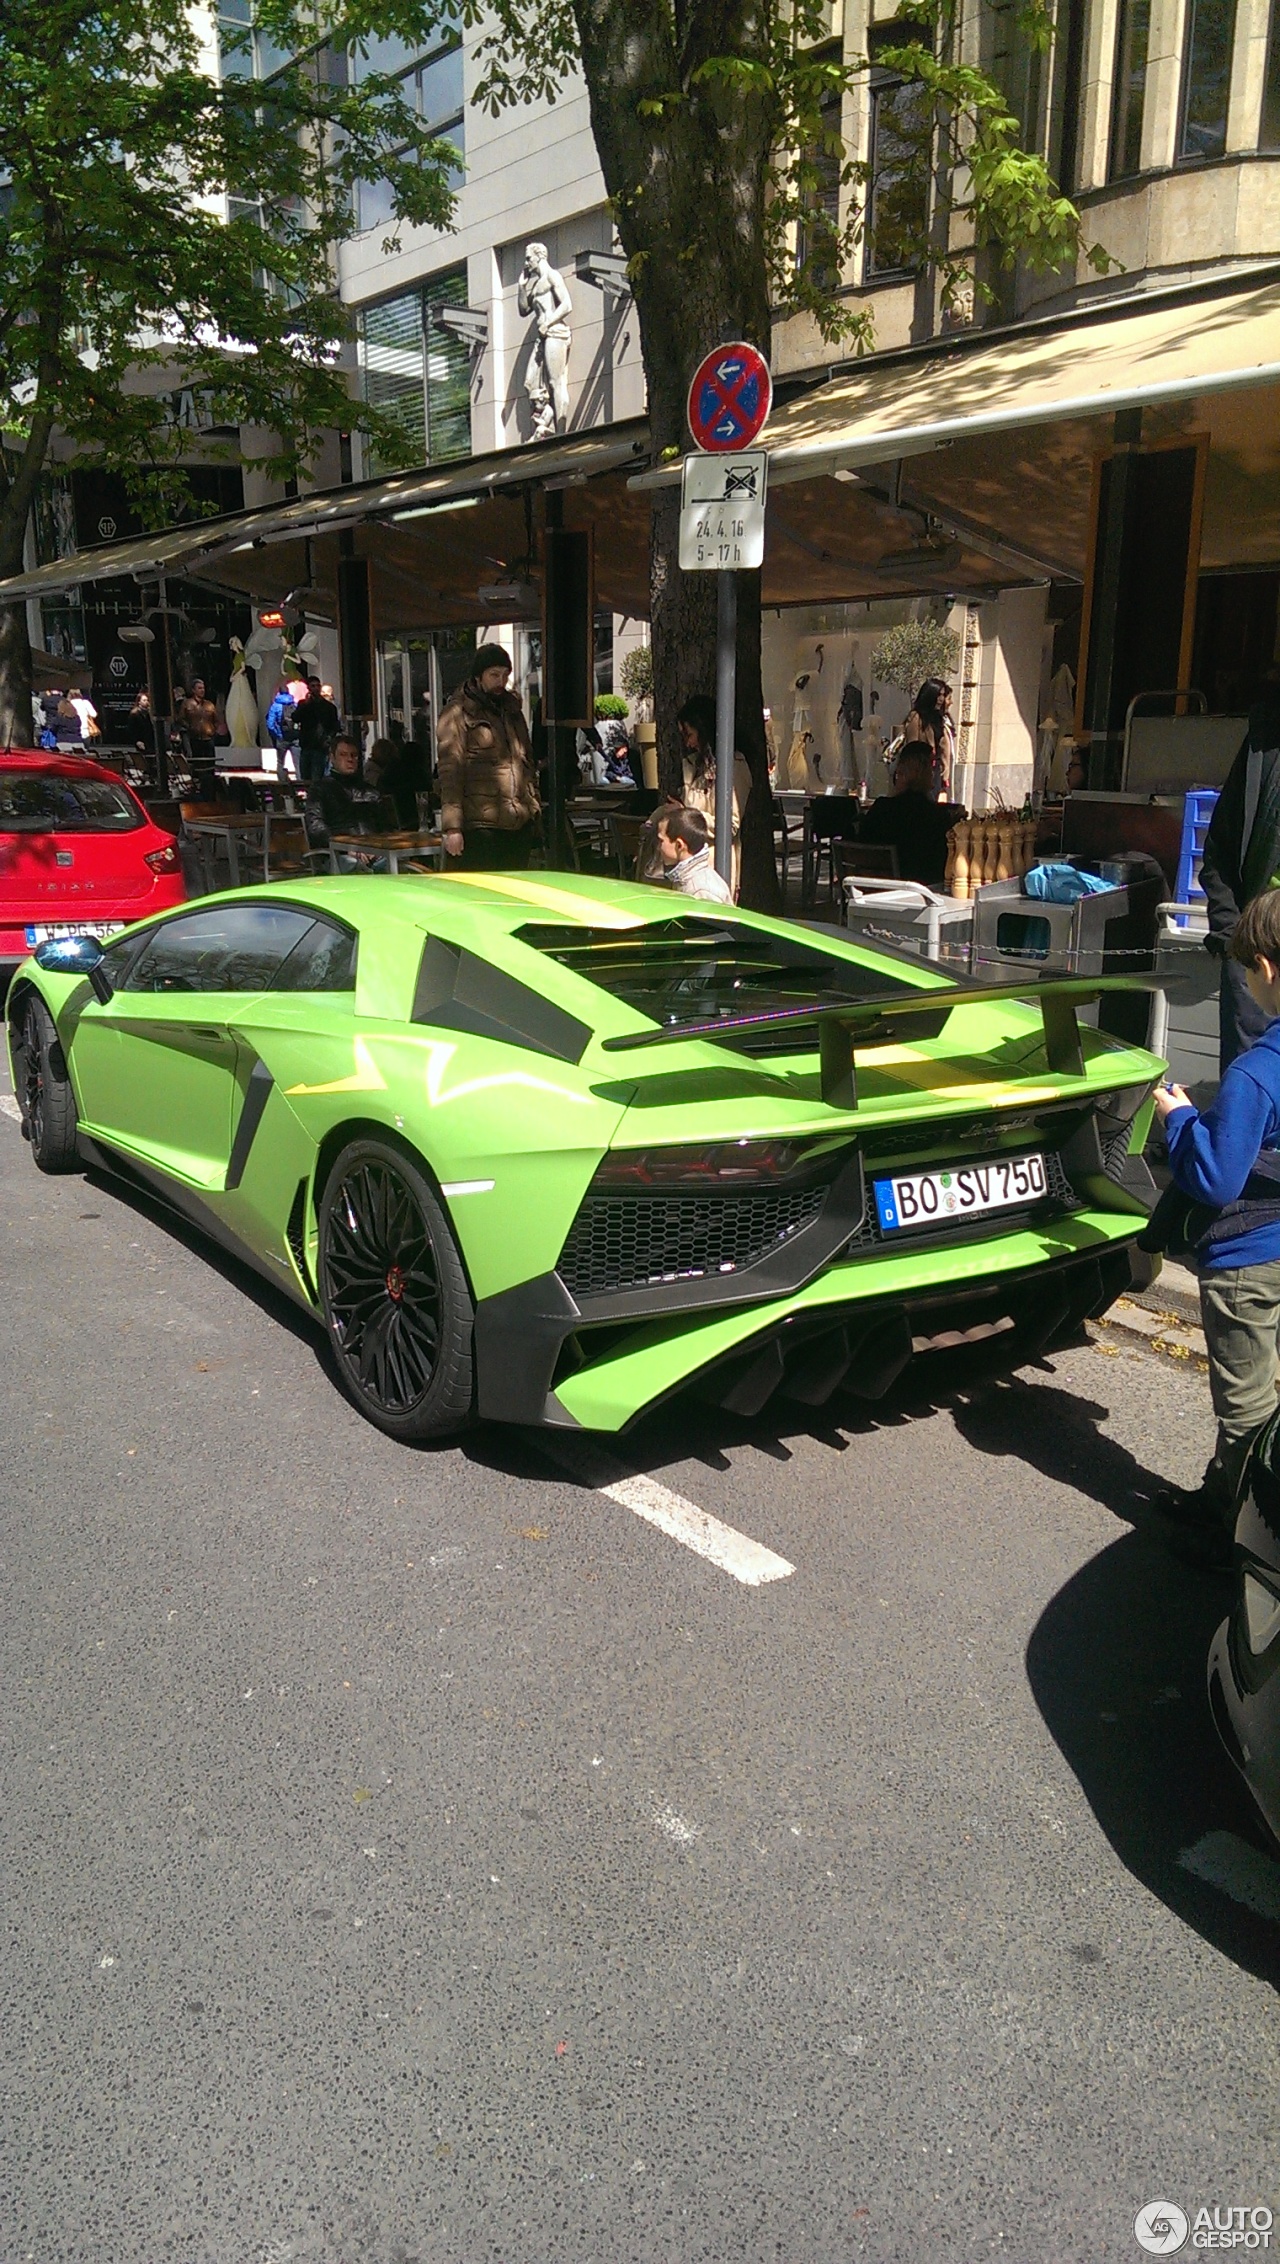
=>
[0,1093,20,1123]
[544,1441,794,1587]
[1178,1830,1280,1923]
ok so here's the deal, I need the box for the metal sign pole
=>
[683,344,771,896]
[714,568,737,888]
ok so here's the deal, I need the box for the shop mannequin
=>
[785,673,814,790]
[225,637,258,749]
[837,665,864,791]
[858,701,889,797]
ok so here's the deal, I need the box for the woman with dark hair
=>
[675,694,752,895]
[901,677,956,799]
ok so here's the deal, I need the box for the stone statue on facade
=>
[517,242,572,441]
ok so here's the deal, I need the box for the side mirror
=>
[34,933,114,1003]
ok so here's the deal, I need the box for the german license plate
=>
[874,1151,1048,1232]
[24,921,125,946]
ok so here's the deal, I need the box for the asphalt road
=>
[1,1095,1278,2264]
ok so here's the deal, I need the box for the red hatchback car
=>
[0,751,185,966]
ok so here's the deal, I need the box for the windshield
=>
[0,775,143,833]
[515,916,926,1048]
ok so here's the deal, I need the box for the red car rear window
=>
[0,775,143,832]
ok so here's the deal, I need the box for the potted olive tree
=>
[619,644,657,789]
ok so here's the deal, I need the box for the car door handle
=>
[184,1025,228,1043]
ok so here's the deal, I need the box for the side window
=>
[270,917,358,993]
[121,903,317,994]
[101,927,152,988]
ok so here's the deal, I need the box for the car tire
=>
[318,1137,475,1441]
[19,995,81,1174]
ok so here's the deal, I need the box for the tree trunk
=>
[0,597,34,750]
[0,494,36,749]
[0,409,57,749]
[572,0,781,908]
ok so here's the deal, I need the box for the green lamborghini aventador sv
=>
[6,869,1164,1440]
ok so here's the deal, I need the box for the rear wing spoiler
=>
[599,974,1162,1109]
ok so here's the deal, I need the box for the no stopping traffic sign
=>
[687,343,772,452]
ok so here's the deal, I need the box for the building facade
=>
[20,0,1280,802]
[313,0,1280,791]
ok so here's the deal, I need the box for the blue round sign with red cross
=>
[687,342,773,452]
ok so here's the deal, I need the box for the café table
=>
[182,811,270,890]
[212,768,302,816]
[327,828,444,875]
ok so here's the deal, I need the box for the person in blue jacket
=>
[1152,886,1280,1564]
[264,681,296,756]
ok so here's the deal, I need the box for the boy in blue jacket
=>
[1153,887,1280,1565]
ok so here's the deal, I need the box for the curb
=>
[1097,1296,1207,1364]
[1129,1255,1202,1330]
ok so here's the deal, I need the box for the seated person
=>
[310,737,391,867]
[857,743,956,890]
[655,805,732,902]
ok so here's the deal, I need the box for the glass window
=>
[0,776,143,832]
[796,46,843,293]
[1179,0,1238,160]
[516,917,923,1032]
[1263,0,1280,145]
[218,21,253,79]
[255,26,295,79]
[414,43,464,127]
[865,23,932,280]
[122,904,319,994]
[1049,0,1088,192]
[359,290,427,469]
[986,0,1045,153]
[271,917,358,992]
[356,173,399,234]
[360,270,471,471]
[352,30,419,79]
[1109,0,1151,176]
[425,266,471,462]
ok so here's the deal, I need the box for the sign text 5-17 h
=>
[678,451,768,573]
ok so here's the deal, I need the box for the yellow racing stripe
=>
[433,871,647,927]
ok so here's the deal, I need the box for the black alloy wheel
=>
[317,1137,474,1440]
[20,994,80,1173]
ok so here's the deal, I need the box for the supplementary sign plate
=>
[678,450,768,572]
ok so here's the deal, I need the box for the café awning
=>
[632,266,1280,489]
[0,422,649,602]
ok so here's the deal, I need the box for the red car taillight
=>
[144,840,180,873]
[593,1138,832,1189]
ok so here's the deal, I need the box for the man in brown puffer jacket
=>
[436,645,541,870]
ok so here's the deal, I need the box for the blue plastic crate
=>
[1174,788,1217,926]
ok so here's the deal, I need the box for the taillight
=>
[144,840,180,873]
[592,1138,839,1189]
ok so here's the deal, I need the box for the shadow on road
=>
[945,1367,1172,1524]
[1026,1531,1280,1988]
[80,1162,328,1353]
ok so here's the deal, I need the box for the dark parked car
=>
[1209,1407,1280,1845]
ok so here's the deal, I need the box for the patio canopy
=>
[0,423,649,604]
[631,265,1280,490]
